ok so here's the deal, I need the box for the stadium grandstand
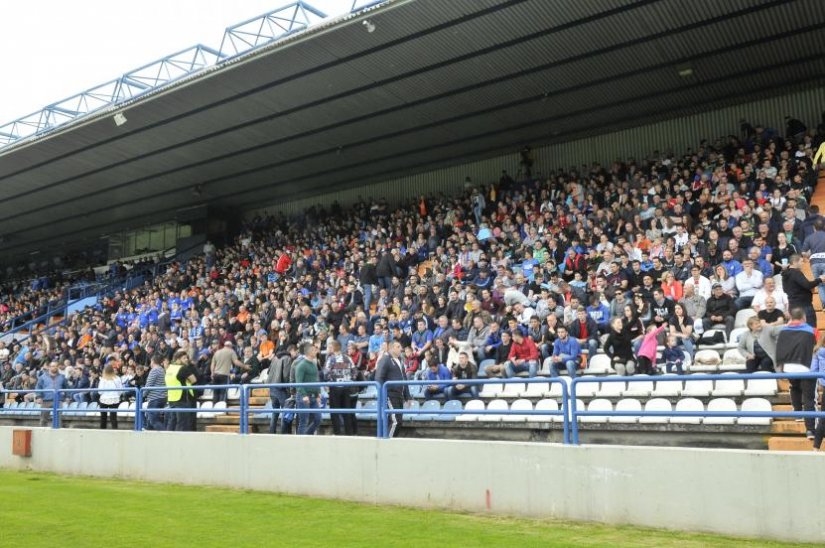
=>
[1,0,825,541]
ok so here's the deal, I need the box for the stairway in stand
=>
[203,388,270,433]
[768,169,825,452]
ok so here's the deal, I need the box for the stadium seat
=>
[573,381,598,398]
[86,401,99,416]
[547,376,572,399]
[581,398,612,423]
[720,349,746,371]
[698,330,727,351]
[356,400,378,421]
[197,401,214,419]
[403,400,420,420]
[126,402,136,418]
[652,375,682,397]
[498,382,525,398]
[783,363,809,373]
[734,309,756,330]
[671,398,704,424]
[503,399,533,422]
[711,373,745,397]
[75,402,88,417]
[479,383,502,398]
[528,398,558,422]
[681,378,713,398]
[477,359,496,378]
[692,349,721,372]
[704,398,737,425]
[609,398,642,424]
[226,388,240,401]
[638,398,672,424]
[117,401,129,417]
[483,399,509,422]
[737,398,772,426]
[457,399,483,422]
[519,381,550,398]
[727,327,748,348]
[408,384,423,398]
[414,400,440,421]
[437,400,462,421]
[622,374,654,398]
[213,401,227,415]
[743,372,778,397]
[596,377,625,398]
[3,401,18,414]
[583,353,611,375]
[65,401,79,417]
[358,385,377,399]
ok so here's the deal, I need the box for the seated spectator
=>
[482,330,512,378]
[661,335,685,375]
[423,362,451,400]
[734,259,763,310]
[447,352,478,399]
[603,317,635,376]
[649,289,675,328]
[585,295,610,334]
[704,283,736,336]
[668,303,695,357]
[546,325,580,378]
[738,316,779,373]
[660,271,683,302]
[751,276,788,313]
[683,264,712,300]
[757,296,786,326]
[567,306,599,363]
[504,330,539,378]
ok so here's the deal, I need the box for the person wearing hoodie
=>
[776,307,817,439]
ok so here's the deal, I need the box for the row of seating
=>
[0,400,229,419]
[348,397,773,425]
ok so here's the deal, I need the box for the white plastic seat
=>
[652,375,682,397]
[457,399,484,422]
[712,373,745,397]
[519,381,550,398]
[783,363,810,373]
[692,349,721,372]
[581,398,612,423]
[197,401,214,419]
[681,378,713,397]
[529,398,559,422]
[639,398,672,424]
[596,377,625,398]
[737,397,772,425]
[226,388,240,401]
[212,401,227,415]
[622,374,654,397]
[734,309,756,330]
[498,382,525,398]
[126,402,136,418]
[562,398,586,423]
[117,401,129,418]
[609,398,642,423]
[743,372,778,397]
[504,399,533,422]
[671,398,704,424]
[704,398,737,425]
[483,399,509,422]
[720,349,746,371]
[574,381,598,398]
[547,376,572,398]
[583,354,611,375]
[479,383,503,398]
[727,327,748,348]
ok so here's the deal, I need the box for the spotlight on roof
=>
[363,20,376,33]
[113,112,128,127]
[677,67,694,78]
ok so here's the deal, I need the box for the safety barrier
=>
[380,378,570,442]
[570,372,825,444]
[2,372,824,446]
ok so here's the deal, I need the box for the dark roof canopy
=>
[0,0,823,259]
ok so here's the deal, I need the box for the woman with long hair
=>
[604,317,636,376]
[773,231,797,275]
[710,264,737,298]
[668,302,695,357]
[660,271,683,302]
[98,364,123,430]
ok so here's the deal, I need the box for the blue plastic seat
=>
[413,399,441,421]
[437,399,462,421]
[355,400,377,420]
[408,384,423,398]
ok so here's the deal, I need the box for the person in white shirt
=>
[98,364,124,430]
[683,265,712,300]
[734,259,763,309]
[751,276,789,312]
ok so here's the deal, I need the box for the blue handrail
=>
[380,378,570,443]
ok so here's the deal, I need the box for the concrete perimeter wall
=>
[0,427,821,543]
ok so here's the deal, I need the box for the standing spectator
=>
[782,255,825,327]
[324,341,359,436]
[266,345,297,434]
[294,341,322,436]
[547,325,580,378]
[165,351,198,432]
[143,357,167,431]
[802,219,825,309]
[776,307,817,439]
[210,341,242,404]
[810,333,825,451]
[503,330,539,378]
[98,364,123,430]
[375,340,410,437]
[34,361,67,427]
[637,324,666,375]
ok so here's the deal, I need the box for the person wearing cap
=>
[703,283,736,336]
[210,341,243,404]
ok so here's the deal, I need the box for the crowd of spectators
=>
[0,114,824,436]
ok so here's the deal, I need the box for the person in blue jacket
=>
[423,362,451,400]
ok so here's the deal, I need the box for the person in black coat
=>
[703,284,736,336]
[603,317,636,376]
[782,254,825,327]
[375,341,410,437]
[376,251,399,291]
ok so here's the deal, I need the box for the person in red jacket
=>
[504,330,539,377]
[275,251,292,278]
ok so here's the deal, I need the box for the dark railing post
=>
[134,387,144,432]
[569,379,579,445]
[239,385,249,435]
[51,390,60,429]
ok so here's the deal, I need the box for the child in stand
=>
[637,324,666,375]
[662,335,685,375]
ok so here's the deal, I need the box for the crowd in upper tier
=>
[2,114,825,416]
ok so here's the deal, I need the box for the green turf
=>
[0,470,807,547]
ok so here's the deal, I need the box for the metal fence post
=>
[239,385,249,435]
[376,383,386,439]
[51,390,60,429]
[570,380,579,445]
[134,388,144,432]
[560,380,569,445]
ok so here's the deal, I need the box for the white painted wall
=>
[0,427,821,543]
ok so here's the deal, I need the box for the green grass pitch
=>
[0,470,808,547]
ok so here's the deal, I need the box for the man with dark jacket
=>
[775,307,817,438]
[358,256,378,312]
[267,345,297,434]
[567,307,599,362]
[703,283,736,336]
[782,254,825,327]
[375,340,410,437]
[376,251,399,291]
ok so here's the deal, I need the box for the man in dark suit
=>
[375,340,411,437]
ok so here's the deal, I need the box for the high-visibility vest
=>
[165,363,191,402]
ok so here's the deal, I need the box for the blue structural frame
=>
[0,0,389,151]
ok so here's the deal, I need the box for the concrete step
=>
[777,379,790,393]
[250,388,269,398]
[249,396,269,406]
[205,425,240,433]
[771,421,807,435]
[768,436,813,451]
[214,415,241,425]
